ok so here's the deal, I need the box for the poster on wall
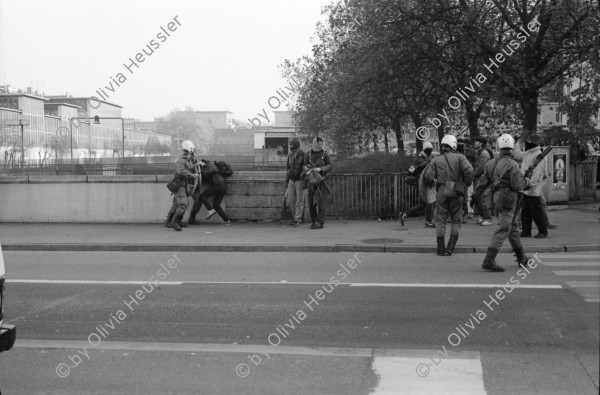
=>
[553,154,566,183]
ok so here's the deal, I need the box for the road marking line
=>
[7,280,183,285]
[371,353,485,395]
[7,279,562,289]
[14,339,368,357]
[348,283,562,289]
[553,270,600,276]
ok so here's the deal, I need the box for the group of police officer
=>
[167,135,538,271]
[422,133,535,272]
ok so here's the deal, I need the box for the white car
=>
[0,243,16,352]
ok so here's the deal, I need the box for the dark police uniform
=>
[166,154,196,230]
[423,151,473,255]
[475,150,531,270]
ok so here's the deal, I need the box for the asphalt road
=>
[0,251,598,394]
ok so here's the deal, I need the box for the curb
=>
[3,243,599,253]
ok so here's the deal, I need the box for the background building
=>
[0,86,172,163]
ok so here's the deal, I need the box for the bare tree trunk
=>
[465,103,480,137]
[520,90,539,134]
[384,132,389,152]
[436,100,445,144]
[394,129,404,153]
[411,114,423,153]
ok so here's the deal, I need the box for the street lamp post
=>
[4,119,30,171]
[70,116,125,159]
[51,136,59,173]
[93,116,125,158]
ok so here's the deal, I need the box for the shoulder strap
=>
[491,156,509,183]
[443,153,456,181]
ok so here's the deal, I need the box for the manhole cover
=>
[361,238,404,244]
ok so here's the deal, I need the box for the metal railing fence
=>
[326,173,419,218]
[569,158,599,201]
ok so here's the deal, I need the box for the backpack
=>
[214,161,233,177]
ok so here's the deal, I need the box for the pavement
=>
[1,202,599,253]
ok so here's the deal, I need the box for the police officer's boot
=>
[165,212,175,228]
[514,247,532,268]
[482,248,504,272]
[445,235,458,256]
[171,213,183,231]
[437,237,445,256]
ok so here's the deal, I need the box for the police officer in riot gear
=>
[423,135,473,256]
[473,134,533,272]
[165,140,198,231]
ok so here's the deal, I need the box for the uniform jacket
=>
[423,151,473,190]
[174,155,196,183]
[286,149,307,182]
[475,152,528,195]
[520,146,547,197]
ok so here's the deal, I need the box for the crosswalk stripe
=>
[371,350,485,395]
[553,270,600,276]
[537,254,600,259]
[541,261,599,267]
[565,281,600,288]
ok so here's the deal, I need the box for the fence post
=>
[394,174,399,216]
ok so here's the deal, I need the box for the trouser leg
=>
[477,192,491,220]
[449,197,463,237]
[286,179,297,219]
[315,187,329,224]
[307,186,317,223]
[291,180,306,222]
[171,187,188,231]
[528,195,548,234]
[425,202,434,223]
[507,212,523,250]
[435,197,449,238]
[489,209,512,250]
[199,185,218,210]
[406,200,426,217]
[521,196,533,234]
[211,185,229,221]
[188,190,203,220]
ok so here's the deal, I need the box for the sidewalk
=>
[1,202,598,253]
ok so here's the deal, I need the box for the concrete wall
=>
[0,172,289,223]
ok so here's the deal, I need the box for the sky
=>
[0,0,330,124]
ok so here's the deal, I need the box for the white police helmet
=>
[497,134,515,150]
[423,142,433,150]
[441,135,457,150]
[181,140,195,153]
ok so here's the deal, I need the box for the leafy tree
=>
[284,0,598,156]
[156,107,214,157]
[463,0,599,133]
